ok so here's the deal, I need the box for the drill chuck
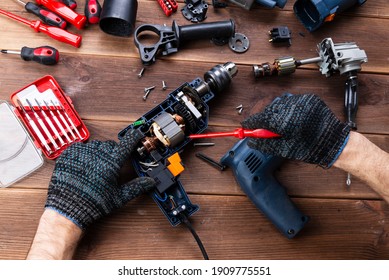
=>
[197,62,237,96]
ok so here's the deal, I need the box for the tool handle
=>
[344,73,358,129]
[37,23,82,48]
[173,19,235,44]
[61,0,77,9]
[220,138,309,238]
[85,0,101,24]
[25,2,67,29]
[21,46,59,65]
[36,0,86,29]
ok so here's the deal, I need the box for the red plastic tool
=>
[189,128,281,139]
[15,0,67,29]
[1,46,59,65]
[35,0,86,29]
[156,0,178,16]
[0,9,82,48]
[61,0,77,9]
[85,0,101,24]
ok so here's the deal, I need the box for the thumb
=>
[118,177,156,204]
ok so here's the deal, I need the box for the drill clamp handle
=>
[134,20,235,65]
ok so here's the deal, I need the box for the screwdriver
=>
[34,98,66,146]
[0,9,82,48]
[85,0,101,24]
[35,0,86,29]
[61,0,77,9]
[189,128,281,140]
[1,46,59,65]
[26,98,60,150]
[14,0,67,29]
[42,100,73,143]
[16,99,53,154]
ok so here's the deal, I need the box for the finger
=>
[112,129,144,165]
[118,177,156,204]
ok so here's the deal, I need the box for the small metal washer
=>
[229,33,249,53]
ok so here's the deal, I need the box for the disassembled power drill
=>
[118,62,237,229]
[253,38,367,130]
[221,135,309,238]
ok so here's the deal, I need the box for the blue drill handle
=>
[220,138,309,238]
[294,0,367,31]
[256,0,287,8]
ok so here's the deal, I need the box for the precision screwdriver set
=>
[0,75,89,187]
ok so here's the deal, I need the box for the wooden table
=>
[0,0,388,260]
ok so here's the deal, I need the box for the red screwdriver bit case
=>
[0,76,89,187]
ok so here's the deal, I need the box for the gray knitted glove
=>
[45,129,155,230]
[241,94,350,168]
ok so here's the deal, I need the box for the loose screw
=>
[143,90,151,101]
[138,68,145,78]
[236,104,243,110]
[238,107,243,115]
[162,80,167,90]
[144,86,156,93]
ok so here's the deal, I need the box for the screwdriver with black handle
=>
[1,46,59,65]
[15,0,67,29]
[61,0,77,9]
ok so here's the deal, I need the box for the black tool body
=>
[134,20,235,65]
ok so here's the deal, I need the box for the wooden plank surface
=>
[0,0,388,260]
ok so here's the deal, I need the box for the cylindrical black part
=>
[99,0,138,37]
[173,20,235,45]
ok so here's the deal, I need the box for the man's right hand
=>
[241,94,350,168]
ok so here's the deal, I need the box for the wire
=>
[179,213,209,260]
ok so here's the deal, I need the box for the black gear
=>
[174,103,197,133]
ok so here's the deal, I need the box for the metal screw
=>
[143,90,151,101]
[238,107,243,115]
[144,86,156,93]
[138,68,145,78]
[162,80,167,90]
[236,104,243,110]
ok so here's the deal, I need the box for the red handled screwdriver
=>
[0,9,82,48]
[14,0,67,29]
[1,46,59,65]
[35,0,86,29]
[85,0,101,24]
[189,128,281,140]
[61,0,77,9]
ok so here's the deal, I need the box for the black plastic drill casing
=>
[221,138,309,238]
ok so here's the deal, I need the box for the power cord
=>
[179,213,209,260]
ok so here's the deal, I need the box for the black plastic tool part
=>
[61,0,77,9]
[99,0,137,36]
[25,2,67,29]
[134,19,235,65]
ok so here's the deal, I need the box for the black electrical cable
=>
[179,213,209,260]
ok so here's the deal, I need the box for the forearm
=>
[27,209,83,260]
[334,131,389,203]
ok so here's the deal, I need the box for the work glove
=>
[45,129,156,230]
[241,94,350,168]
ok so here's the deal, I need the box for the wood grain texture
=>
[0,0,388,260]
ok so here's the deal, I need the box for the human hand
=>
[241,94,350,168]
[45,129,155,229]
